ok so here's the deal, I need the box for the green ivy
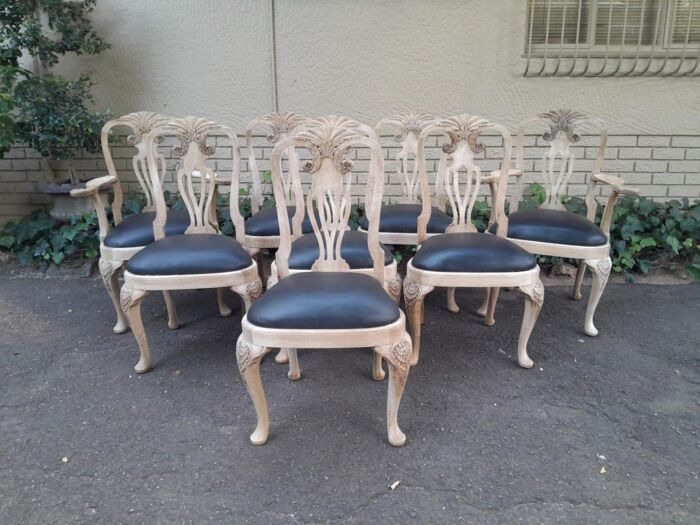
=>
[0,210,99,270]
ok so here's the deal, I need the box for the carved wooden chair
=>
[268,115,397,369]
[403,115,544,369]
[120,117,262,373]
[360,113,451,241]
[70,112,191,333]
[243,112,311,251]
[485,110,639,336]
[266,115,401,379]
[236,120,413,446]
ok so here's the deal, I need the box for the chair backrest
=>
[144,116,245,245]
[101,111,169,224]
[246,112,307,213]
[303,115,377,141]
[416,115,512,242]
[511,109,608,213]
[375,113,438,205]
[271,119,386,282]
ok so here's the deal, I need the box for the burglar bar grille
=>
[524,0,700,76]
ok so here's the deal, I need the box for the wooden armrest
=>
[69,175,117,198]
[612,184,640,197]
[591,173,640,197]
[592,173,624,186]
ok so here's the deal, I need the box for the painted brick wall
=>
[2,134,699,224]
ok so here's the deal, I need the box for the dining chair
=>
[236,119,413,446]
[244,112,311,253]
[361,113,447,243]
[485,110,639,336]
[270,115,398,370]
[119,116,262,373]
[266,115,401,380]
[71,112,233,335]
[403,115,544,369]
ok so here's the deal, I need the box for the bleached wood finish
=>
[237,119,413,446]
[270,115,383,366]
[358,113,443,245]
[403,114,545,369]
[121,116,262,373]
[245,112,308,249]
[71,112,178,334]
[491,110,640,336]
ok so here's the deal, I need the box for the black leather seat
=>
[412,233,537,273]
[288,231,394,270]
[247,272,400,330]
[245,206,314,237]
[488,209,607,247]
[103,210,190,248]
[359,204,451,234]
[127,234,253,275]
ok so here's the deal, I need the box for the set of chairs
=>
[74,110,638,446]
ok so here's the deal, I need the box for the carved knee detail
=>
[233,278,264,312]
[236,338,266,373]
[120,285,147,313]
[384,275,402,305]
[519,280,545,307]
[99,258,118,284]
[586,257,612,283]
[403,280,431,307]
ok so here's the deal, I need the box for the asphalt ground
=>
[1,268,698,524]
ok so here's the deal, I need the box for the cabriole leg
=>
[573,260,586,300]
[120,286,151,373]
[476,288,490,317]
[373,350,385,381]
[403,281,433,366]
[162,291,178,329]
[232,278,263,313]
[217,288,232,317]
[99,259,128,334]
[584,257,611,336]
[287,348,301,381]
[446,287,459,313]
[517,281,544,369]
[376,332,412,447]
[485,287,500,327]
[236,336,272,445]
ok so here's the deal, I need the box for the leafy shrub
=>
[526,185,700,281]
[0,210,99,269]
[13,74,108,161]
[0,0,110,165]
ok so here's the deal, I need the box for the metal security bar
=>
[524,0,700,76]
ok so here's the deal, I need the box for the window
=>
[524,0,700,76]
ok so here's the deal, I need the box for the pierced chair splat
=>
[70,111,199,334]
[486,110,639,336]
[120,117,262,373]
[269,115,399,372]
[237,120,413,446]
[403,115,545,370]
[243,112,310,252]
[360,113,450,245]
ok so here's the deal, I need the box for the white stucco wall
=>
[56,0,700,134]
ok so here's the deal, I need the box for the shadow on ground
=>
[0,269,698,524]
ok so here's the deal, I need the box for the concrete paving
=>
[1,268,698,524]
